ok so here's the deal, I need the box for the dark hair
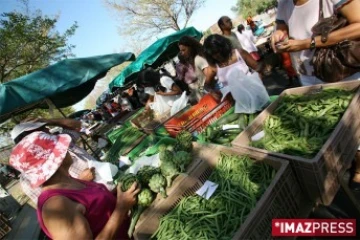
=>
[203,34,233,66]
[177,53,187,64]
[178,36,204,59]
[138,92,150,105]
[237,24,245,34]
[136,67,161,87]
[217,16,227,31]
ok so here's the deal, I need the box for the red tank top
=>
[37,179,130,239]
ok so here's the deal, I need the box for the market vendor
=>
[9,130,139,239]
[177,36,216,104]
[137,68,183,113]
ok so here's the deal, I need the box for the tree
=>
[0,10,78,83]
[232,0,277,17]
[104,0,205,38]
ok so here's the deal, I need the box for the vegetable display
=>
[199,111,258,145]
[152,153,275,239]
[149,174,168,198]
[251,88,354,158]
[105,126,145,163]
[128,188,154,237]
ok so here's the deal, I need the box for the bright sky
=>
[2,0,237,58]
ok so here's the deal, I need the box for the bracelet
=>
[310,37,316,50]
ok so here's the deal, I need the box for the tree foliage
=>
[232,0,277,17]
[0,10,78,83]
[104,0,205,38]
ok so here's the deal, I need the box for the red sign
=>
[272,219,356,237]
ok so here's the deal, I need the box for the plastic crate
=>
[162,94,233,137]
[187,94,234,135]
[126,135,160,161]
[134,143,311,240]
[232,80,360,205]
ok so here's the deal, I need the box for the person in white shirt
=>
[137,68,182,112]
[235,24,260,61]
[272,0,360,86]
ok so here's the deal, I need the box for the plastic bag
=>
[225,69,269,113]
[170,91,188,116]
[153,93,171,115]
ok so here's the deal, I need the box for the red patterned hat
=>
[9,131,71,188]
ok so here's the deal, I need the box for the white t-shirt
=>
[235,31,258,53]
[145,76,180,107]
[194,55,209,89]
[277,0,342,77]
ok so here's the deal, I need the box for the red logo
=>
[272,219,356,237]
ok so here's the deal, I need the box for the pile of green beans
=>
[251,88,354,158]
[152,153,275,239]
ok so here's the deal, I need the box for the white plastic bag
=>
[153,93,171,115]
[170,91,188,116]
[226,69,269,113]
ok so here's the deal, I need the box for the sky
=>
[1,0,237,58]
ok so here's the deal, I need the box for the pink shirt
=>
[37,179,130,239]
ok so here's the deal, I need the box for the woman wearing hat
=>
[10,131,139,239]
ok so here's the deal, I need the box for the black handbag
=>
[311,0,360,82]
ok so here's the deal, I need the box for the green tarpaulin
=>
[0,53,135,122]
[109,27,203,90]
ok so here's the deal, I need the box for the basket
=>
[232,80,360,205]
[134,143,310,240]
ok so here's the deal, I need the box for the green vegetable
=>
[136,166,160,186]
[105,126,144,163]
[159,149,174,163]
[148,174,167,198]
[173,151,192,172]
[153,153,275,239]
[160,160,180,188]
[115,173,139,191]
[251,88,354,158]
[128,188,154,238]
[174,131,193,152]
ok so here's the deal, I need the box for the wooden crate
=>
[232,80,360,205]
[134,143,310,240]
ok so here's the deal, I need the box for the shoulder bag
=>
[311,0,360,82]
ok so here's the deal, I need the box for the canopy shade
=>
[0,53,135,122]
[109,27,203,91]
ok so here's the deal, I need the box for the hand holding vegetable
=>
[116,182,140,211]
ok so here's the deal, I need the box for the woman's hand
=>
[116,182,140,211]
[276,39,310,53]
[271,29,288,52]
[78,167,95,181]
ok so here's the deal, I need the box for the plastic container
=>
[134,143,311,239]
[162,94,233,137]
[232,80,360,205]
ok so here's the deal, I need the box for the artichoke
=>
[116,173,139,192]
[173,151,192,172]
[128,188,155,238]
[148,174,167,198]
[174,131,193,152]
[160,160,180,188]
[136,166,160,185]
[159,149,174,163]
